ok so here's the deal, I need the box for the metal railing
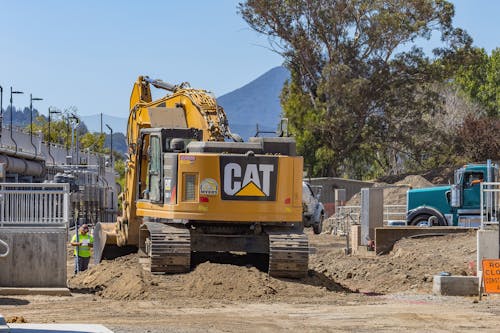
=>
[0,183,70,227]
[327,205,361,235]
[383,204,407,223]
[327,204,407,235]
[480,182,500,229]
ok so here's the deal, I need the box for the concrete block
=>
[350,225,361,251]
[0,288,71,296]
[360,188,383,245]
[8,324,114,332]
[0,226,67,288]
[433,275,479,296]
[477,229,500,274]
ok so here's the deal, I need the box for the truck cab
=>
[406,161,498,226]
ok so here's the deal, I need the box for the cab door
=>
[462,171,483,209]
[147,134,162,203]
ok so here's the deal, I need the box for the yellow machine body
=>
[95,76,308,278]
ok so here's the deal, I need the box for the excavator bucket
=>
[93,222,118,264]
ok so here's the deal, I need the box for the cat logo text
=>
[220,156,278,201]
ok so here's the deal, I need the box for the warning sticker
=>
[200,178,218,196]
[482,259,500,293]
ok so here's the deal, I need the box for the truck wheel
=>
[409,214,444,226]
[313,213,324,235]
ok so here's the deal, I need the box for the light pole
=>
[0,85,3,139]
[68,114,79,165]
[105,124,113,168]
[30,94,43,157]
[10,87,24,153]
[48,107,61,165]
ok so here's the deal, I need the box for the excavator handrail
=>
[0,238,9,258]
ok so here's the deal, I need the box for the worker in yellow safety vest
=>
[70,224,93,274]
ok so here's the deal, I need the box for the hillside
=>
[7,66,289,146]
[218,66,290,140]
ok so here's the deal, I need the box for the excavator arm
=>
[95,76,240,261]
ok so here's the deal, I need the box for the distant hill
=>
[218,66,290,140]
[8,66,289,148]
[78,66,290,141]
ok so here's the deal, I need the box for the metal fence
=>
[481,182,500,229]
[326,204,407,235]
[0,183,70,227]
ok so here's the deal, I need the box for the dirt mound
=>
[69,254,346,301]
[311,231,476,294]
[69,254,153,300]
[376,167,456,185]
[347,175,433,206]
[69,230,476,299]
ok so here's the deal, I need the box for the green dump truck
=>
[406,160,498,227]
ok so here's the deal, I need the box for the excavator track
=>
[140,222,191,274]
[268,232,309,279]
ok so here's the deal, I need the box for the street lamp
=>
[105,124,113,168]
[10,87,24,153]
[68,113,79,165]
[0,85,3,138]
[30,94,43,157]
[48,107,61,165]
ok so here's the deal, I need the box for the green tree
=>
[455,48,500,116]
[80,132,106,153]
[240,0,471,178]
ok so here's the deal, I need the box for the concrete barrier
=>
[433,275,479,296]
[375,227,471,254]
[0,226,67,288]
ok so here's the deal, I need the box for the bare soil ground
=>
[2,230,500,332]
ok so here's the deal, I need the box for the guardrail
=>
[0,183,70,227]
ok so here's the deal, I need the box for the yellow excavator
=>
[94,76,308,278]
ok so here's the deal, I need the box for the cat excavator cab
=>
[94,76,308,278]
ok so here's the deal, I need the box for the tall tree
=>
[240,0,471,177]
[454,48,500,116]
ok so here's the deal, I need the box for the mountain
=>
[8,66,290,144]
[218,66,290,140]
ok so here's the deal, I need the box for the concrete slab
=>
[7,323,113,332]
[375,227,471,254]
[477,229,500,274]
[433,275,479,296]
[0,314,9,332]
[0,288,71,297]
[0,226,67,288]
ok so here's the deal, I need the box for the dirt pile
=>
[69,229,476,300]
[69,254,153,300]
[347,175,433,206]
[311,231,476,294]
[69,254,347,301]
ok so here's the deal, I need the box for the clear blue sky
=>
[0,0,498,119]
